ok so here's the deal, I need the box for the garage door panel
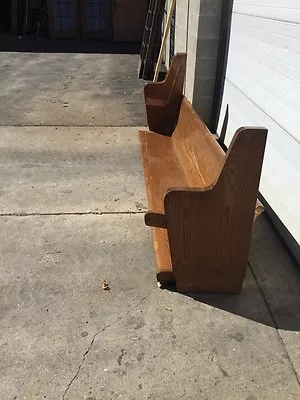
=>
[226,56,300,140]
[228,49,300,109]
[233,1,300,24]
[218,2,300,247]
[222,81,300,190]
[226,108,300,227]
[234,13,300,40]
[231,15,300,54]
[231,30,300,72]
[230,34,300,83]
[222,81,300,163]
[219,78,300,244]
[222,80,300,163]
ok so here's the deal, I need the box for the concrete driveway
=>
[1,37,300,400]
[0,37,145,127]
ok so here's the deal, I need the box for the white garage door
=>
[217,0,300,248]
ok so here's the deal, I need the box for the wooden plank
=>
[164,127,268,293]
[173,98,225,187]
[139,130,188,213]
[140,53,267,292]
[139,129,187,284]
[174,99,264,213]
[145,212,167,228]
[144,53,186,135]
[140,105,265,291]
[152,227,175,285]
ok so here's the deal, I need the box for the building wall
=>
[193,0,222,125]
[172,0,223,127]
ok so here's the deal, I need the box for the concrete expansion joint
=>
[0,124,141,128]
[61,289,153,399]
[0,211,145,217]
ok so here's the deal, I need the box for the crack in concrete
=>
[62,289,153,399]
[62,322,113,400]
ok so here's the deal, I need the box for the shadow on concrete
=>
[0,34,141,54]
[169,216,300,331]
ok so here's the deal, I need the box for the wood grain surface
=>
[139,53,268,293]
[164,127,267,293]
[144,53,186,135]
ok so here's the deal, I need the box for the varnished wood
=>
[139,129,185,283]
[164,128,267,293]
[145,212,167,228]
[139,130,188,214]
[139,125,267,291]
[144,53,187,135]
[152,227,175,285]
[173,98,225,186]
[139,56,268,293]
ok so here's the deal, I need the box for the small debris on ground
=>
[102,280,110,291]
[165,307,172,312]
[135,202,146,211]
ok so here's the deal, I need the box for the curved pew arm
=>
[144,54,187,135]
[145,185,215,229]
[144,65,182,107]
[145,212,168,228]
[144,53,187,104]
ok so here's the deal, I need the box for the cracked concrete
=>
[62,318,124,400]
[62,290,153,400]
[1,38,300,400]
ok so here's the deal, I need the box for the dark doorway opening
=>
[0,0,12,32]
[46,0,113,40]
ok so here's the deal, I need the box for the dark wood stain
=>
[144,53,187,135]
